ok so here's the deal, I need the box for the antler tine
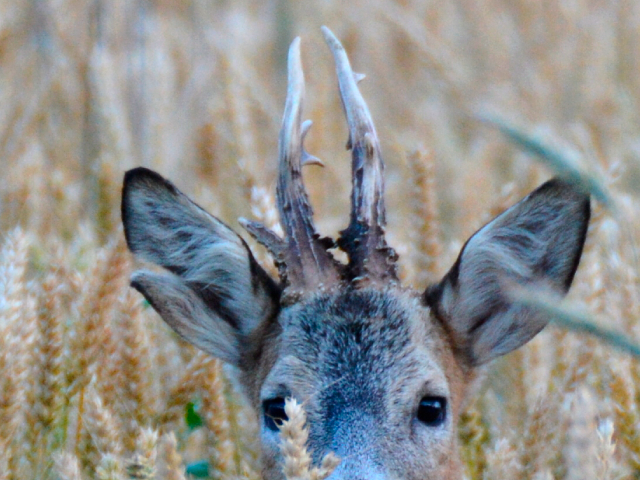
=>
[321,26,398,283]
[273,37,340,296]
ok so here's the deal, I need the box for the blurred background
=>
[3,0,640,259]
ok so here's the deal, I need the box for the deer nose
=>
[325,459,387,480]
[324,407,388,480]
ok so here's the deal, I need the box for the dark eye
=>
[417,397,447,427]
[263,398,288,431]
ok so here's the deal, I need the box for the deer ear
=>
[425,178,590,366]
[122,167,280,367]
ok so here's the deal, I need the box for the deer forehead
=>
[260,288,453,405]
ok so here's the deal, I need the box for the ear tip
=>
[123,167,169,192]
[122,168,160,216]
[121,170,150,250]
[519,177,591,294]
[538,177,592,206]
[121,167,179,252]
[533,177,593,238]
[562,192,591,293]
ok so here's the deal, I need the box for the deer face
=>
[256,288,465,480]
[121,28,590,480]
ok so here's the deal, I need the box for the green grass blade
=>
[479,114,613,210]
[514,292,640,358]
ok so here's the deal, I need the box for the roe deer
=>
[121,27,590,480]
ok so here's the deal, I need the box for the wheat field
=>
[1,1,640,479]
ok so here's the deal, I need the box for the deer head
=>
[121,27,590,480]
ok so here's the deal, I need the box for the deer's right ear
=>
[122,167,281,367]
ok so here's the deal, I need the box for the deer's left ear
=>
[425,178,590,366]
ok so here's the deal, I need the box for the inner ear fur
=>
[122,167,281,366]
[425,178,590,366]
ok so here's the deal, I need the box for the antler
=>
[241,38,341,300]
[322,27,398,283]
[242,30,398,297]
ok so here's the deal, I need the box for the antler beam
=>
[242,37,341,299]
[321,26,398,283]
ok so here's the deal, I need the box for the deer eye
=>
[417,397,447,427]
[263,398,288,431]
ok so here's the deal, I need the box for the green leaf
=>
[511,289,640,358]
[185,401,203,430]
[479,114,614,210]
